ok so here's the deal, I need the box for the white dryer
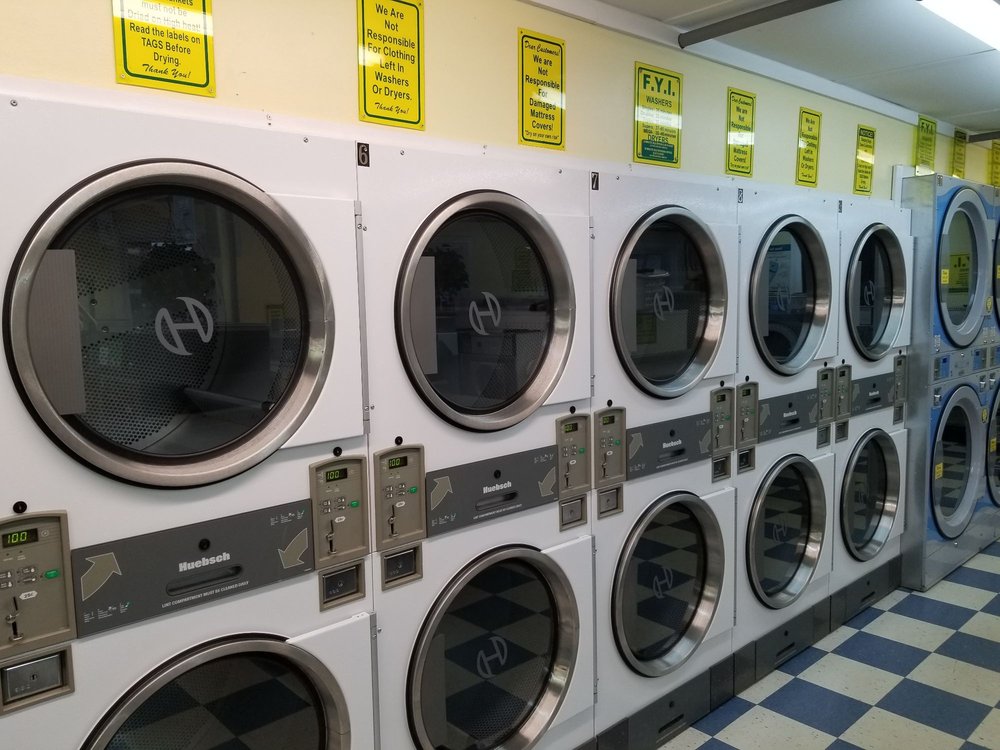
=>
[0,80,368,551]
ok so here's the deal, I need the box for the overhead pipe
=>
[678,0,844,48]
[968,130,1000,143]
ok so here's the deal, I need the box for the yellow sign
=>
[633,63,682,167]
[991,437,997,454]
[358,0,424,130]
[795,107,822,187]
[519,29,565,149]
[915,115,937,171]
[953,130,967,179]
[853,125,876,196]
[935,463,943,480]
[726,87,756,177]
[941,268,950,285]
[112,0,214,96]
[992,141,1000,187]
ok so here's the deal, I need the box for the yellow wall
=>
[1,0,991,195]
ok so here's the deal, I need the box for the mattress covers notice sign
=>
[112,0,215,96]
[519,29,565,149]
[634,62,682,167]
[992,141,1000,187]
[953,129,968,179]
[915,115,937,172]
[853,125,876,196]
[357,0,424,129]
[726,87,755,177]
[795,107,822,187]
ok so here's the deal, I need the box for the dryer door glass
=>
[989,392,1000,507]
[846,228,906,360]
[842,429,900,561]
[936,188,990,347]
[611,210,726,398]
[931,385,984,538]
[10,164,331,487]
[748,456,826,609]
[399,193,574,431]
[409,549,578,750]
[612,493,725,677]
[83,639,349,750]
[940,211,977,327]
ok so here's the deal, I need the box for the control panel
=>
[835,365,853,420]
[893,354,907,424]
[556,414,591,498]
[735,382,758,474]
[816,368,835,425]
[374,445,427,551]
[311,457,369,571]
[594,408,626,489]
[710,387,734,481]
[0,513,74,662]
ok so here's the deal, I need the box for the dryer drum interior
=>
[407,547,578,750]
[7,162,332,487]
[611,492,724,677]
[747,455,826,609]
[845,225,907,360]
[82,637,351,750]
[609,207,727,398]
[396,191,575,432]
[841,429,901,561]
[989,390,1000,508]
[937,187,990,347]
[932,385,986,538]
[749,217,831,375]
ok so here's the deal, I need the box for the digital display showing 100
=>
[387,456,409,470]
[325,468,348,483]
[2,528,39,548]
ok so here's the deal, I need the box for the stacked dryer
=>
[731,185,840,689]
[985,210,1000,541]
[0,81,377,747]
[831,197,911,626]
[588,167,739,749]
[358,142,595,750]
[902,175,1000,591]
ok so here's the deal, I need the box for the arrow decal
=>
[80,553,122,601]
[278,528,309,569]
[430,476,453,509]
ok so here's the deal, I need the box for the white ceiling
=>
[599,0,1000,136]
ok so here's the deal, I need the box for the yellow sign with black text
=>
[915,115,937,172]
[795,108,822,187]
[853,125,875,196]
[634,63,682,167]
[726,87,755,177]
[112,0,214,96]
[519,29,564,149]
[992,142,1000,187]
[953,130,967,179]
[358,0,424,129]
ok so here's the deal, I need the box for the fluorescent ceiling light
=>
[919,0,1000,51]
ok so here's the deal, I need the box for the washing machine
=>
[0,81,369,556]
[731,435,834,689]
[735,185,842,472]
[0,499,376,749]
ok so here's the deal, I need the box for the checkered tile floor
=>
[661,542,1000,750]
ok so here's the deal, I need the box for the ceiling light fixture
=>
[918,0,1000,51]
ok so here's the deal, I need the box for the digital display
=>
[325,468,348,483]
[387,456,408,470]
[2,528,38,548]
[563,422,579,434]
[602,415,616,425]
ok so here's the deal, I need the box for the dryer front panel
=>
[845,224,908,361]
[937,187,990,347]
[931,384,985,538]
[840,428,901,561]
[7,162,334,488]
[611,491,724,677]
[988,387,1000,508]
[407,546,578,750]
[610,207,727,398]
[82,637,351,750]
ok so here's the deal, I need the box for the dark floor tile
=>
[776,646,826,676]
[945,566,1000,595]
[833,631,929,676]
[760,679,869,736]
[878,679,992,739]
[826,740,866,750]
[936,632,1000,672]
[845,606,883,630]
[983,594,1000,618]
[692,696,754,736]
[699,740,741,750]
[890,594,976,630]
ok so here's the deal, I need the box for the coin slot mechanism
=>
[710,387,735,454]
[557,414,592,498]
[817,368,835,425]
[374,446,426,552]
[594,407,627,489]
[736,383,759,448]
[310,456,369,570]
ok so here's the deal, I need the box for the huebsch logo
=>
[476,636,509,679]
[155,296,214,356]
[863,279,877,307]
[178,551,231,573]
[661,439,682,449]
[653,285,676,320]
[482,480,513,495]
[651,565,675,599]
[469,291,502,336]
[782,410,798,419]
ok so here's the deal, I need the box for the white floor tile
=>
[798,652,902,705]
[736,669,793,704]
[872,588,910,610]
[908,653,1000,707]
[964,553,1000,576]
[716,706,835,750]
[863,610,954,652]
[969,708,1000,750]
[960,611,1000,644]
[814,625,857,652]
[915,581,996,612]
[658,727,711,750]
[840,707,965,750]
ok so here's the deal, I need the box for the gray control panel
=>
[594,408,626,489]
[817,368,835,425]
[374,445,427,551]
[835,365,853,419]
[736,383,759,448]
[310,456,369,570]
[0,513,74,662]
[710,387,734,481]
[894,354,907,424]
[556,414,592,498]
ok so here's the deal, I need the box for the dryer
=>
[0,501,376,749]
[0,81,369,552]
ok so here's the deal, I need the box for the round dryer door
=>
[988,389,1000,508]
[82,637,351,749]
[749,217,832,375]
[408,547,578,750]
[611,492,725,677]
[747,455,826,609]
[932,384,986,538]
[609,207,726,398]
[396,192,574,431]
[841,429,901,561]
[7,162,331,487]
[845,224,907,360]
[937,187,990,347]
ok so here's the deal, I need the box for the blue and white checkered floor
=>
[661,542,1000,750]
